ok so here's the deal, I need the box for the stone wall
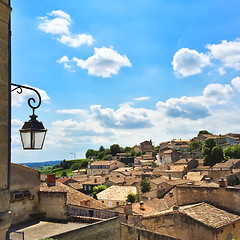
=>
[48,217,180,240]
[49,217,121,240]
[0,0,11,239]
[120,223,180,240]
[175,185,240,214]
[10,164,40,224]
[39,191,68,220]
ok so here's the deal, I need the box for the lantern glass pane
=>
[32,131,46,149]
[20,131,31,149]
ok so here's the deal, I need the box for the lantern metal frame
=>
[11,83,47,150]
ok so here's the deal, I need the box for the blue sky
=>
[11,0,240,163]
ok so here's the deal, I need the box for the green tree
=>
[229,175,240,186]
[126,193,137,203]
[71,162,81,171]
[154,146,160,151]
[99,145,105,152]
[103,154,112,160]
[211,145,224,164]
[61,171,68,177]
[110,144,121,156]
[223,145,235,159]
[199,130,212,135]
[97,151,105,160]
[80,159,90,168]
[189,141,203,151]
[93,185,107,199]
[140,178,151,193]
[202,139,224,167]
[86,149,96,159]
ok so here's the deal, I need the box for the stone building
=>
[97,185,137,207]
[87,160,125,175]
[140,140,154,152]
[0,0,11,239]
[142,202,240,240]
[10,163,40,224]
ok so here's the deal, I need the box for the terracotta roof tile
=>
[40,181,109,210]
[179,202,240,229]
[97,185,137,201]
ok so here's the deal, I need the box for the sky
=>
[11,0,240,163]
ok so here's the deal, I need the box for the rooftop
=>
[97,185,137,201]
[179,202,240,229]
[40,181,109,210]
[90,160,117,166]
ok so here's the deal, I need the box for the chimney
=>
[218,177,227,188]
[47,174,56,187]
[204,177,211,183]
[140,201,145,211]
[124,202,132,215]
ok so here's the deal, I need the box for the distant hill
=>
[19,160,62,169]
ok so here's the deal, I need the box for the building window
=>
[102,201,104,203]
[117,202,119,206]
[10,191,31,202]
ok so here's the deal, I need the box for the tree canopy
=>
[224,144,240,159]
[140,178,151,193]
[126,193,137,203]
[202,139,224,167]
[198,130,212,135]
[189,141,203,151]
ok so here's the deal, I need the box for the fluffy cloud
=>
[156,96,210,120]
[156,83,234,120]
[39,10,94,48]
[48,10,71,21]
[39,16,70,35]
[207,39,240,70]
[90,103,152,128]
[172,48,210,77]
[73,46,131,77]
[231,76,240,93]
[58,34,94,48]
[11,85,50,107]
[203,83,233,103]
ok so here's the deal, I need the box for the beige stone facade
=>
[87,160,125,175]
[10,163,40,224]
[0,0,11,239]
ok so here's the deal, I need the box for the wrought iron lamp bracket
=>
[11,83,41,115]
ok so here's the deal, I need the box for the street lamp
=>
[11,83,47,150]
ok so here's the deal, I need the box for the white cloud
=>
[58,34,94,48]
[156,96,210,120]
[172,48,210,77]
[73,46,131,77]
[231,76,240,93]
[90,103,152,128]
[203,83,233,103]
[12,85,50,107]
[39,16,70,35]
[57,56,69,63]
[218,67,226,75]
[48,10,71,21]
[156,83,234,120]
[207,39,240,70]
[134,96,150,101]
[39,10,94,48]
